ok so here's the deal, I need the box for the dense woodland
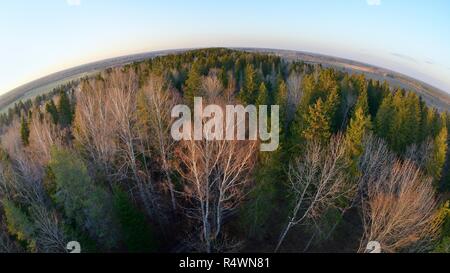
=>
[0,48,449,253]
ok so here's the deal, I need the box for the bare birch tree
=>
[286,72,303,122]
[359,159,440,253]
[139,76,181,211]
[275,134,357,252]
[176,137,258,252]
[74,79,118,178]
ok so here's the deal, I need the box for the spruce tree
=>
[20,116,30,146]
[345,107,371,176]
[302,98,331,144]
[240,63,257,104]
[426,122,448,184]
[184,61,203,106]
[375,93,394,139]
[58,91,73,127]
[354,84,369,117]
[256,82,268,106]
[45,100,59,124]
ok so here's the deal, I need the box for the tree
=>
[184,61,203,105]
[360,160,440,253]
[375,93,394,139]
[45,100,58,124]
[426,125,448,183]
[2,199,36,251]
[49,148,119,249]
[138,76,180,211]
[176,136,258,252]
[354,81,369,116]
[302,98,331,145]
[239,63,258,104]
[113,189,158,252]
[57,90,73,127]
[275,135,356,252]
[255,82,268,106]
[324,85,340,133]
[20,116,30,146]
[74,77,119,178]
[345,107,371,176]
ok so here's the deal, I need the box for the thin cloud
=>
[390,52,418,63]
[367,0,381,6]
[67,0,81,6]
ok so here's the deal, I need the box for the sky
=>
[0,0,449,95]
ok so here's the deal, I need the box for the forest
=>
[0,48,449,253]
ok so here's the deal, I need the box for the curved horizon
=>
[3,46,449,98]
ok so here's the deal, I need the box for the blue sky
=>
[1,0,449,95]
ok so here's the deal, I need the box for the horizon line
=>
[1,46,449,100]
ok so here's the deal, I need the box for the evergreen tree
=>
[367,80,380,118]
[113,190,158,252]
[324,85,340,133]
[354,84,369,116]
[20,116,30,146]
[255,82,268,106]
[239,63,258,104]
[184,61,203,105]
[275,79,288,127]
[375,93,394,139]
[45,100,59,125]
[302,98,331,144]
[58,91,73,127]
[49,148,119,249]
[345,107,371,176]
[2,199,36,251]
[426,123,448,184]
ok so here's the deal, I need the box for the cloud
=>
[367,0,381,6]
[390,52,418,63]
[67,0,81,6]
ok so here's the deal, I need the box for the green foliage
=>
[435,201,450,253]
[255,82,268,106]
[45,100,59,124]
[375,91,424,153]
[239,63,258,104]
[57,90,73,127]
[345,107,371,176]
[113,189,158,252]
[239,151,284,240]
[2,199,36,251]
[302,98,331,145]
[184,61,203,105]
[49,148,119,249]
[426,125,448,184]
[20,116,30,146]
[354,83,369,117]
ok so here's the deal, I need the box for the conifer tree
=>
[345,107,371,176]
[375,93,394,139]
[239,63,257,104]
[46,100,59,124]
[354,84,369,116]
[426,121,448,183]
[302,98,331,144]
[184,61,203,105]
[58,90,73,127]
[20,116,30,146]
[324,86,340,132]
[255,82,268,106]
[2,199,36,251]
